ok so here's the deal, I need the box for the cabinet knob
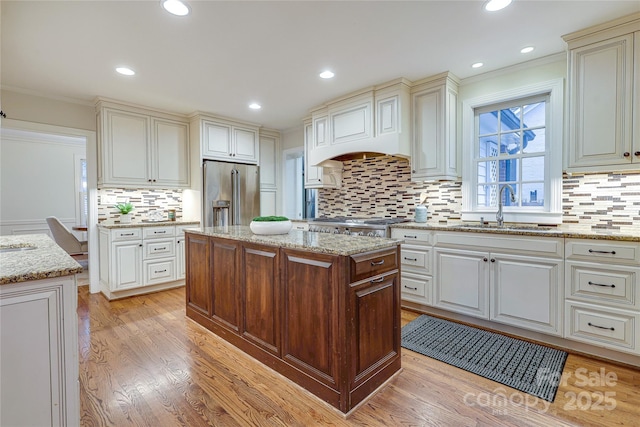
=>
[483,257,488,262]
[139,244,143,247]
[412,170,416,173]
[623,152,631,157]
[229,153,233,156]
[491,258,496,262]
[635,151,640,156]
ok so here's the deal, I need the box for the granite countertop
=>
[392,221,640,242]
[0,234,83,285]
[98,219,200,229]
[186,226,402,256]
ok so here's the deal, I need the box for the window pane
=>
[477,184,497,208]
[522,182,544,207]
[500,107,521,132]
[479,136,498,158]
[479,111,498,135]
[498,158,519,182]
[522,102,545,128]
[500,131,520,155]
[477,161,498,184]
[522,156,545,181]
[523,128,545,153]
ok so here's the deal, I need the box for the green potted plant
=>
[114,202,134,224]
[249,216,292,235]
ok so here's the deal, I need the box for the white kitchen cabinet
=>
[563,14,640,172]
[96,100,190,188]
[303,119,342,189]
[199,117,259,164]
[391,228,433,305]
[433,231,564,335]
[99,225,187,299]
[410,72,460,181]
[0,276,79,427]
[259,129,280,216]
[307,79,411,166]
[565,238,640,354]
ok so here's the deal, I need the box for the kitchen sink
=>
[0,245,37,253]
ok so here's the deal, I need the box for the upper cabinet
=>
[307,79,411,166]
[259,129,280,216]
[303,119,342,189]
[96,99,190,188]
[410,72,460,181]
[194,115,259,164]
[564,13,640,173]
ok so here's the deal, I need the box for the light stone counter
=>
[186,226,401,256]
[392,221,640,242]
[98,219,200,229]
[0,234,83,285]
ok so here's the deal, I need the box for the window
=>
[462,79,563,224]
[75,154,88,226]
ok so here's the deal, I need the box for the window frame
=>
[461,79,564,224]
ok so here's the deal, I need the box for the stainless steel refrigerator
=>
[203,160,260,227]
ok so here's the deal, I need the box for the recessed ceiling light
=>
[319,70,335,79]
[162,0,190,16]
[116,67,135,76]
[471,62,484,69]
[249,103,261,110]
[520,46,535,54]
[484,0,512,12]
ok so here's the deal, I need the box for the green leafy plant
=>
[252,216,289,222]
[114,202,134,215]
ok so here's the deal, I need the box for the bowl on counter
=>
[250,219,292,235]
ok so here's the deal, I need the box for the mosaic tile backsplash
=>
[98,188,183,222]
[317,155,640,228]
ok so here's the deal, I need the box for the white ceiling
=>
[2,1,638,131]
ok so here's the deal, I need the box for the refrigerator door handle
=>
[232,169,241,225]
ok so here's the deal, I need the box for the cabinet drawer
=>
[391,228,431,245]
[400,273,431,305]
[566,239,640,265]
[350,247,398,282]
[567,261,638,309]
[565,302,637,353]
[400,246,431,274]
[143,238,175,259]
[144,259,176,285]
[111,228,142,241]
[143,226,176,239]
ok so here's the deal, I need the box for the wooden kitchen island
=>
[185,226,402,415]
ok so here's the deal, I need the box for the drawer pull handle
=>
[154,247,167,251]
[588,249,616,255]
[404,285,418,290]
[404,257,418,262]
[404,235,417,239]
[154,231,167,234]
[155,269,167,273]
[370,277,385,284]
[122,233,134,236]
[370,260,385,266]
[588,281,615,288]
[588,322,615,331]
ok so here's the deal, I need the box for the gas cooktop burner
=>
[311,217,410,225]
[308,217,410,237]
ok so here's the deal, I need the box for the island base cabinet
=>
[184,231,401,414]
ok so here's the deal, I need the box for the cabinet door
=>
[112,240,143,291]
[377,94,399,137]
[304,121,324,186]
[102,109,150,186]
[233,127,258,163]
[211,239,241,332]
[175,237,186,280]
[152,118,190,187]
[411,87,442,178]
[259,134,277,188]
[260,189,277,216]
[241,244,280,356]
[313,115,328,148]
[329,101,372,145]
[434,248,490,318]
[281,249,340,390]
[202,121,232,159]
[185,234,210,316]
[567,34,634,168]
[490,254,562,335]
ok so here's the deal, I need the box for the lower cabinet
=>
[99,224,193,299]
[0,276,79,427]
[184,232,401,413]
[432,232,564,336]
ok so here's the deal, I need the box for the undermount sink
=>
[0,245,37,253]
[458,224,555,231]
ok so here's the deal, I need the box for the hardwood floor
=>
[78,286,640,427]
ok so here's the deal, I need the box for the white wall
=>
[0,128,86,236]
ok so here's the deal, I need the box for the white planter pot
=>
[250,220,292,235]
[119,213,132,224]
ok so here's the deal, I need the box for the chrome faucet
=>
[496,184,516,227]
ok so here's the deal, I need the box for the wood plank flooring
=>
[78,286,640,426]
